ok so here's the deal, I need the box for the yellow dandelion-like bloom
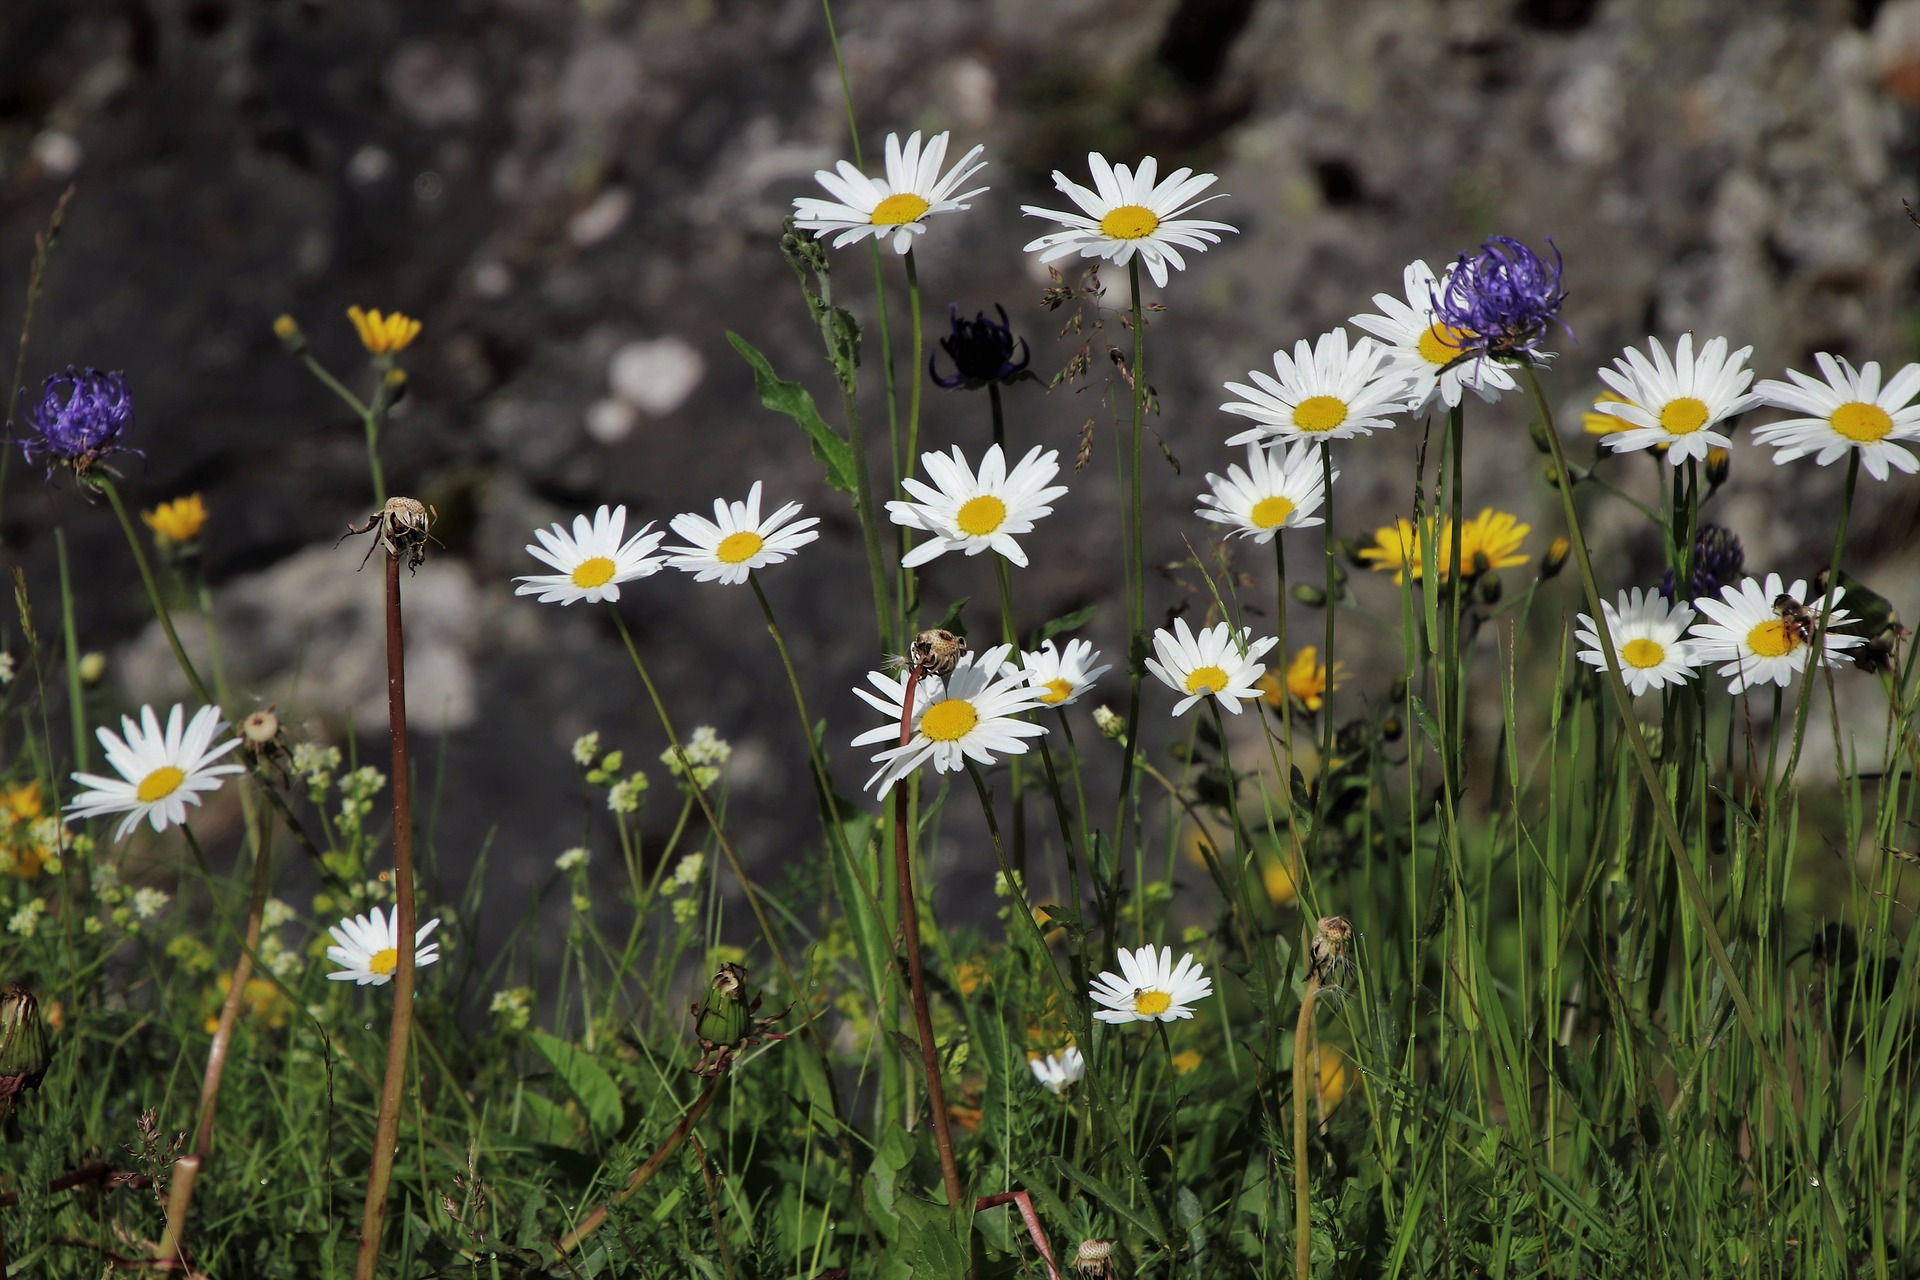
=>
[1171,1049,1203,1075]
[142,494,208,545]
[1583,389,1634,435]
[1262,859,1300,906]
[346,306,422,356]
[1260,646,1346,714]
[954,958,989,998]
[5,783,43,823]
[1356,517,1424,584]
[1314,1046,1350,1109]
[1454,508,1530,577]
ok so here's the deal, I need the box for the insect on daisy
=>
[1090,945,1213,1024]
[850,643,1048,798]
[1145,618,1277,716]
[1221,329,1412,448]
[792,130,988,255]
[663,481,820,585]
[1574,587,1700,697]
[1195,440,1334,542]
[1589,334,1760,467]
[1020,153,1237,288]
[1028,1045,1086,1095]
[514,504,666,605]
[326,906,443,986]
[64,704,245,842]
[1349,259,1518,409]
[1750,353,1920,481]
[1020,638,1112,708]
[886,443,1067,568]
[1687,572,1864,694]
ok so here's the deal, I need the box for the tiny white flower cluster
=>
[663,726,731,790]
[554,846,588,873]
[490,986,534,1032]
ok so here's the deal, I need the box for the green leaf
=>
[528,1030,624,1143]
[727,331,857,494]
[1408,694,1443,753]
[1053,1156,1165,1244]
[1027,603,1097,649]
[932,596,970,638]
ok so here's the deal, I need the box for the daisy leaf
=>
[727,332,858,496]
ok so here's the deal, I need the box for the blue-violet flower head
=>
[930,304,1030,390]
[1660,523,1745,602]
[22,367,136,473]
[1431,236,1569,361]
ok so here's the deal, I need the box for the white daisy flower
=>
[1020,153,1236,289]
[1687,572,1864,694]
[1021,638,1112,708]
[664,481,820,585]
[792,130,988,256]
[514,505,666,605]
[325,906,443,986]
[1750,353,1920,481]
[851,643,1048,798]
[1348,258,1519,409]
[1029,1045,1086,1094]
[1221,329,1412,448]
[886,443,1067,568]
[1090,945,1213,1024]
[1144,618,1277,716]
[1196,440,1334,542]
[64,704,245,842]
[1573,587,1699,697]
[1589,334,1760,467]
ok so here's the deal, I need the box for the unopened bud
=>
[382,367,409,404]
[1527,418,1553,454]
[1292,584,1327,608]
[1540,537,1571,579]
[1092,705,1126,741]
[272,314,307,355]
[1380,713,1403,742]
[241,708,281,746]
[1705,446,1730,489]
[0,985,50,1119]
[1476,570,1503,605]
[693,963,754,1051]
[78,651,107,685]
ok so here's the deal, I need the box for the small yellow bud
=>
[1541,536,1571,578]
[272,314,307,355]
[142,494,208,547]
[77,652,106,685]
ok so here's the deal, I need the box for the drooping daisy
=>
[1020,153,1237,288]
[1687,572,1864,694]
[887,443,1067,568]
[1090,945,1213,1024]
[1222,329,1412,447]
[514,505,666,605]
[851,643,1048,798]
[325,906,443,986]
[1349,259,1518,409]
[1573,588,1699,696]
[1021,638,1111,708]
[1028,1045,1085,1095]
[1750,353,1920,481]
[1144,618,1277,717]
[1195,441,1334,542]
[64,704,244,841]
[792,130,989,255]
[663,482,820,585]
[1589,334,1760,467]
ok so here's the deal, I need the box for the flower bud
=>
[1476,570,1503,605]
[693,963,754,1051]
[1540,536,1570,579]
[272,314,307,355]
[0,984,50,1119]
[1092,705,1126,741]
[1292,584,1327,608]
[1527,418,1554,454]
[1704,446,1730,489]
[1380,713,1403,742]
[78,652,106,685]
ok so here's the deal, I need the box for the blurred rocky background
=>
[0,0,1916,929]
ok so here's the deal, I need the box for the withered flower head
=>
[910,628,967,678]
[241,708,281,746]
[1309,915,1354,986]
[1071,1239,1117,1278]
[342,496,437,573]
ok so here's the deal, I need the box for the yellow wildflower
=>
[1260,647,1346,714]
[1314,1045,1350,1110]
[1356,517,1423,584]
[5,783,43,822]
[346,306,422,355]
[1262,859,1300,907]
[1171,1049,1203,1075]
[142,494,208,546]
[1583,389,1634,435]
[955,958,989,998]
[1454,508,1530,577]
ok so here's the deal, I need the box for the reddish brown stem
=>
[193,798,275,1160]
[555,1072,725,1255]
[974,1191,1062,1280]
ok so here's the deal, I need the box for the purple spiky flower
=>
[929,304,1030,390]
[1431,236,1569,362]
[20,367,136,474]
[1660,523,1744,602]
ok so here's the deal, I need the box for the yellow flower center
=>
[1291,395,1349,433]
[870,193,931,225]
[1250,495,1296,528]
[956,495,1008,537]
[1040,677,1075,705]
[136,766,186,804]
[1416,323,1472,366]
[1831,401,1894,442]
[1746,620,1799,659]
[1134,989,1172,1016]
[920,698,979,742]
[1098,204,1161,239]
[715,531,765,564]
[1620,637,1666,670]
[1658,396,1710,435]
[571,556,618,589]
[1185,665,1230,695]
[368,947,399,976]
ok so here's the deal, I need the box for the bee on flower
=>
[1090,945,1213,1023]
[1687,573,1864,694]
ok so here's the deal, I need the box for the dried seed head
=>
[1309,915,1354,987]
[241,708,281,746]
[910,628,967,678]
[1072,1238,1117,1277]
[341,496,438,573]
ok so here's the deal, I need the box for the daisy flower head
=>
[664,482,819,585]
[1349,259,1518,409]
[792,130,988,255]
[1090,945,1213,1023]
[1029,1045,1086,1095]
[1687,572,1864,694]
[514,505,666,605]
[326,906,442,986]
[1021,638,1112,707]
[65,704,244,842]
[1574,588,1699,697]
[1430,235,1568,362]
[1750,353,1920,481]
[1196,440,1334,542]
[1589,334,1760,467]
[1020,153,1236,289]
[886,443,1067,568]
[851,643,1048,798]
[1221,329,1412,447]
[1144,618,1278,716]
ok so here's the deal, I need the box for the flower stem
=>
[988,381,1005,451]
[192,793,275,1162]
[555,1072,726,1256]
[1112,258,1149,857]
[1779,449,1859,791]
[1292,972,1325,1280]
[97,477,214,707]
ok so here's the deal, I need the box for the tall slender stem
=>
[995,558,1027,868]
[1315,448,1338,858]
[97,478,213,707]
[988,381,1005,451]
[1112,259,1149,850]
[1292,973,1325,1280]
[1780,450,1859,790]
[193,794,275,1161]
[904,249,925,483]
[55,529,86,771]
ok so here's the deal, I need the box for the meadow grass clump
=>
[3,20,1920,1280]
